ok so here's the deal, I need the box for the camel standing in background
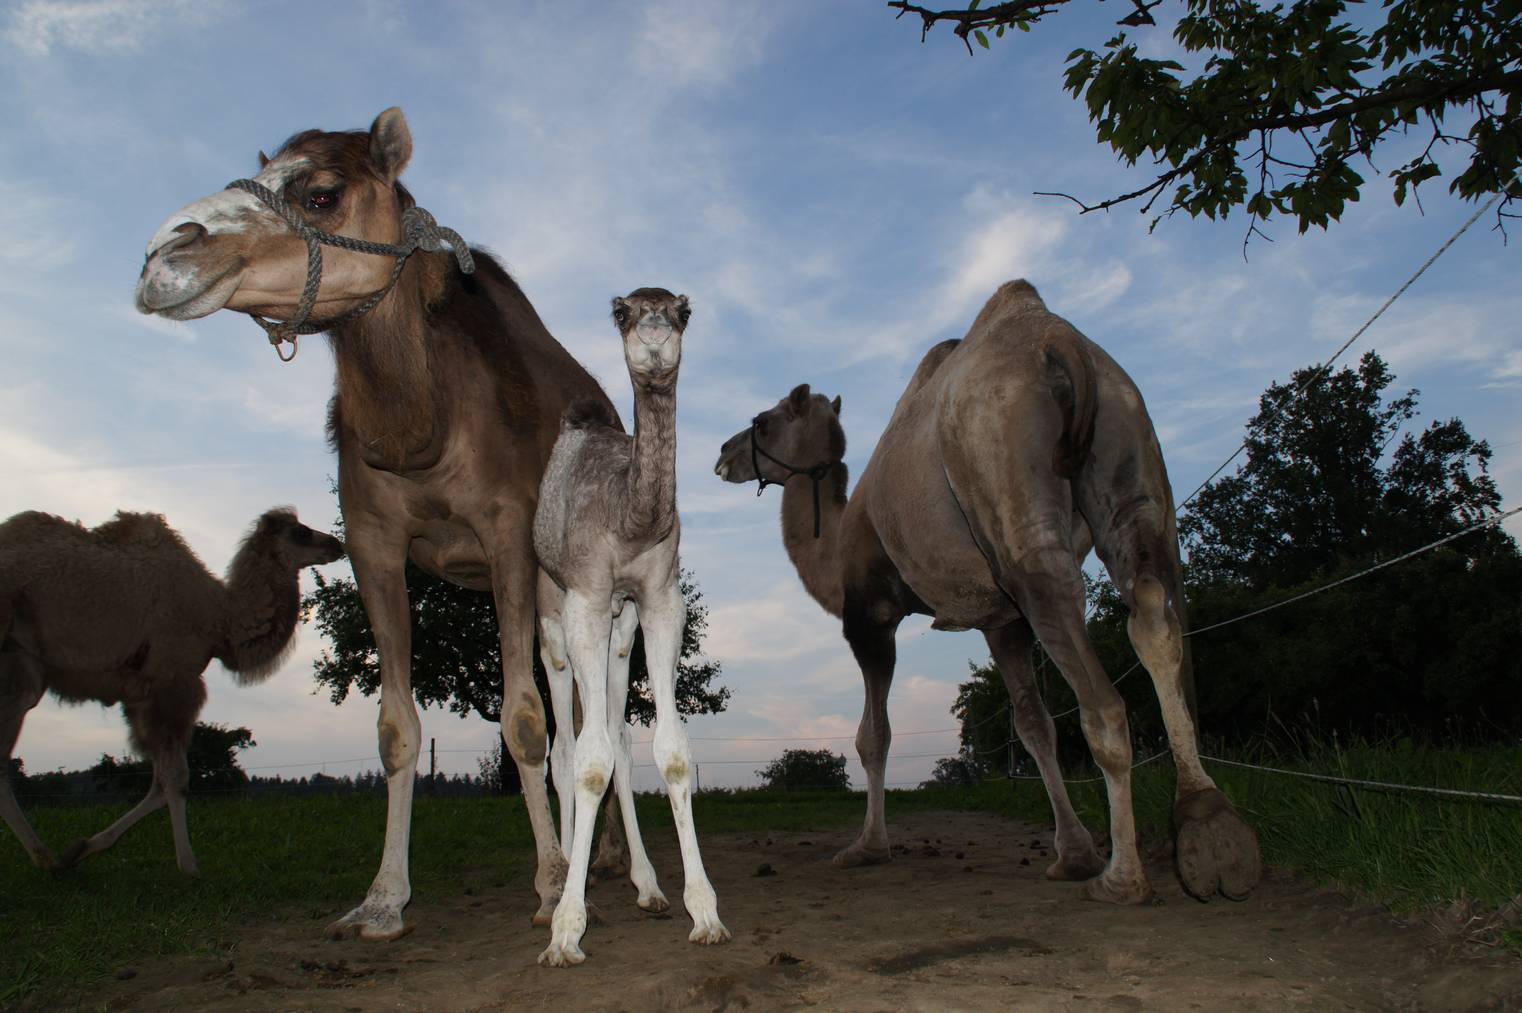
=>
[0,507,343,875]
[715,279,1261,904]
[135,108,616,937]
[535,288,728,966]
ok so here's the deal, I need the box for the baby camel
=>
[534,288,728,966]
[0,507,343,874]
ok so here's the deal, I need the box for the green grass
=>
[4,743,1519,1003]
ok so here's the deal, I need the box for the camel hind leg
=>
[0,648,56,870]
[1119,566,1260,901]
[982,621,1103,881]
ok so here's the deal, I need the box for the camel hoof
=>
[531,899,559,928]
[590,852,630,882]
[1045,849,1106,882]
[538,940,586,967]
[326,902,409,942]
[55,839,88,871]
[638,890,670,913]
[1175,787,1262,901]
[832,841,891,868]
[1080,870,1154,905]
[688,918,732,946]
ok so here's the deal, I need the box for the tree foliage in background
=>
[947,350,1522,761]
[9,723,257,803]
[304,564,728,729]
[756,749,852,791]
[892,0,1521,236]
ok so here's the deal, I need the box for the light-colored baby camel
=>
[135,108,619,938]
[535,288,729,966]
[0,507,343,875]
[715,280,1261,903]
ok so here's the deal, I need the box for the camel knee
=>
[505,693,548,767]
[1079,697,1131,771]
[1126,573,1182,666]
[574,732,614,795]
[377,713,421,777]
[653,736,691,787]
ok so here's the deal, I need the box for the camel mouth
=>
[135,263,243,322]
[714,447,754,483]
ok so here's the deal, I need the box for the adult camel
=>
[135,108,611,938]
[715,280,1261,903]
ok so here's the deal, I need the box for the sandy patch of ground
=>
[71,811,1521,1011]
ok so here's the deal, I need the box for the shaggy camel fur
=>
[136,108,618,938]
[0,507,343,874]
[535,288,728,966]
[715,280,1261,903]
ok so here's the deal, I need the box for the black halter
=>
[223,177,475,361]
[749,423,832,539]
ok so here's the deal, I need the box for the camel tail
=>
[1044,339,1098,479]
[563,398,618,431]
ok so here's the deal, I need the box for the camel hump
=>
[563,397,618,431]
[94,511,174,546]
[1044,339,1099,479]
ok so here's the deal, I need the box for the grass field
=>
[3,741,1519,1004]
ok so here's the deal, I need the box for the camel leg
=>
[540,591,615,967]
[0,651,56,871]
[537,600,576,858]
[642,581,728,945]
[57,779,166,869]
[1124,571,1260,901]
[599,601,668,910]
[1005,550,1151,904]
[159,747,198,876]
[983,622,1104,881]
[498,560,566,929]
[834,607,900,869]
[328,540,420,941]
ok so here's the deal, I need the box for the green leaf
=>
[975,28,990,49]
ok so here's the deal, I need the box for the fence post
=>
[695,763,702,794]
[429,737,437,795]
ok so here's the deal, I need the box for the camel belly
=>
[409,523,493,591]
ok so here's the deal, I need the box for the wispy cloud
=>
[5,0,225,57]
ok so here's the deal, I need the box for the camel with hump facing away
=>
[715,279,1261,903]
[135,107,630,938]
[0,507,343,875]
[535,288,728,966]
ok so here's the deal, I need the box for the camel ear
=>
[788,383,811,414]
[258,150,270,169]
[831,395,842,415]
[368,107,412,183]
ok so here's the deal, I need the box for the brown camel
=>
[535,289,728,965]
[134,108,617,938]
[0,507,343,875]
[715,279,1261,903]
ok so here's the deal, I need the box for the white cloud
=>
[633,0,774,87]
[5,0,224,57]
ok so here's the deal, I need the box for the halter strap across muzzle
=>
[749,423,833,539]
[224,177,476,362]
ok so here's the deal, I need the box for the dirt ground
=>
[69,811,1521,1012]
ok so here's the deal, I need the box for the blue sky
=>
[3,1,1518,790]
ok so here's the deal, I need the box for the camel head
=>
[250,508,346,571]
[613,288,690,390]
[714,383,844,487]
[136,108,421,327]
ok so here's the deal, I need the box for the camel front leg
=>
[601,601,668,911]
[536,578,576,858]
[1125,572,1260,901]
[499,555,565,928]
[0,653,57,871]
[328,538,420,941]
[159,747,198,876]
[984,622,1103,882]
[641,581,728,946]
[540,591,615,967]
[834,606,900,868]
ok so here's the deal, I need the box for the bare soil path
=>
[68,811,1520,1011]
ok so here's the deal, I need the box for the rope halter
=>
[749,422,833,539]
[224,177,476,361]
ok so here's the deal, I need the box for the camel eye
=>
[613,306,630,325]
[305,190,339,212]
[677,305,691,326]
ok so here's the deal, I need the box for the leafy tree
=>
[756,749,852,791]
[892,0,1521,237]
[304,565,728,729]
[921,755,983,787]
[186,723,256,791]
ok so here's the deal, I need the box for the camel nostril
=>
[147,221,206,261]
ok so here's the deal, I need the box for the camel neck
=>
[329,252,445,470]
[780,461,848,620]
[625,380,678,540]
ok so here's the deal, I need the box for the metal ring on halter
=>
[223,177,475,361]
[748,423,833,539]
